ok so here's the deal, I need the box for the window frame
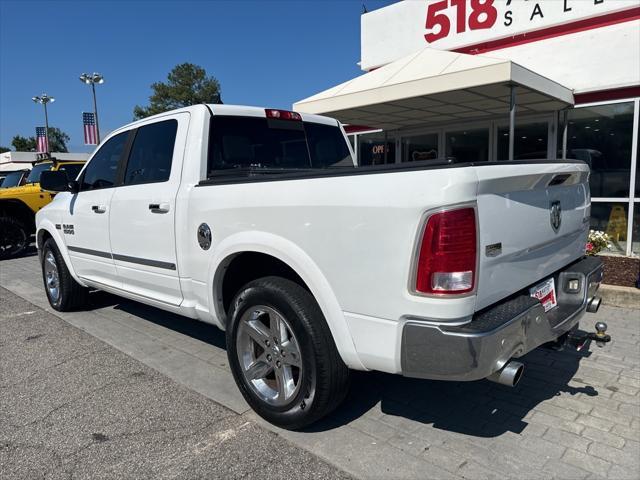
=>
[78,117,180,192]
[572,97,639,257]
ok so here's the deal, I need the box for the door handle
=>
[91,205,106,214]
[149,202,170,213]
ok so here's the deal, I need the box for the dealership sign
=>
[361,0,640,70]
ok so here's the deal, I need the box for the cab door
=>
[63,131,130,288]
[108,114,188,305]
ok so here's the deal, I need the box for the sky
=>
[0,0,394,152]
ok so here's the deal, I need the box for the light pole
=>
[32,94,55,149]
[79,72,104,143]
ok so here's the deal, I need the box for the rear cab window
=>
[207,115,353,178]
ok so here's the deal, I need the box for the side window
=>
[123,120,178,186]
[80,132,128,191]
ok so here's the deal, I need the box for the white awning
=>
[293,48,574,131]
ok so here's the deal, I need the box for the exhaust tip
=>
[587,296,602,313]
[487,360,524,387]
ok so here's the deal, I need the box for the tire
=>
[41,238,88,311]
[226,276,350,430]
[0,216,29,260]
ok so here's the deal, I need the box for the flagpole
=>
[80,73,104,145]
[43,101,50,149]
[91,82,101,144]
[32,94,55,153]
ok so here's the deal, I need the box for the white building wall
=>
[476,21,640,94]
[361,0,640,93]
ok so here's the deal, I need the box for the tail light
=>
[265,109,302,121]
[415,207,477,295]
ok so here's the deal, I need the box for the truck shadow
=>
[308,341,599,437]
[3,244,39,260]
[87,291,227,349]
[86,290,599,438]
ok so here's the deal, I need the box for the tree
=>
[11,135,35,151]
[11,128,70,152]
[134,63,222,119]
[0,146,10,153]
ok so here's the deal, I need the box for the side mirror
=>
[68,180,80,194]
[40,170,79,193]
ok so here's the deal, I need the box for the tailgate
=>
[473,162,590,311]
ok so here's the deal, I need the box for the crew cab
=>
[36,104,604,429]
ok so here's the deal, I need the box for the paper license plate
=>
[530,277,558,312]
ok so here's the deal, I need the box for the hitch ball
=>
[594,322,609,348]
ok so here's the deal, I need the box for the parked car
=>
[0,169,30,188]
[36,105,603,429]
[0,157,85,259]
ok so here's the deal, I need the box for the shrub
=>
[586,230,612,256]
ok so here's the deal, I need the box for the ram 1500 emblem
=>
[550,201,562,232]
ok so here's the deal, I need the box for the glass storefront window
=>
[566,102,634,198]
[358,131,395,166]
[445,128,489,163]
[401,133,438,162]
[590,202,628,255]
[497,122,548,161]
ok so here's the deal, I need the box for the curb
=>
[599,284,640,309]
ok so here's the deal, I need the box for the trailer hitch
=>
[590,322,611,348]
[565,321,611,351]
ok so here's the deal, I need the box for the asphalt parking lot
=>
[0,286,352,480]
[1,252,639,480]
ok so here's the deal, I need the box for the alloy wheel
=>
[236,305,303,407]
[44,250,60,303]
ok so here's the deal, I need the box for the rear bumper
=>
[401,256,603,381]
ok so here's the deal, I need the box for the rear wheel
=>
[0,217,29,259]
[226,276,350,429]
[41,238,88,311]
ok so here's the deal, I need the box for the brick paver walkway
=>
[1,253,638,479]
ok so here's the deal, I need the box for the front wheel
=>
[0,217,29,259]
[226,276,350,430]
[41,238,88,311]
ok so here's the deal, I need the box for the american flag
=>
[83,112,98,145]
[36,127,49,153]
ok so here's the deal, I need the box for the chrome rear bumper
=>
[401,256,604,381]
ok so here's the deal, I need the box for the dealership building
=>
[294,0,640,256]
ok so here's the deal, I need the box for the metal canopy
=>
[293,48,574,132]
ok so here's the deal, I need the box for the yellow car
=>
[0,157,85,259]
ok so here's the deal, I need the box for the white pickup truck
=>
[36,104,605,429]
